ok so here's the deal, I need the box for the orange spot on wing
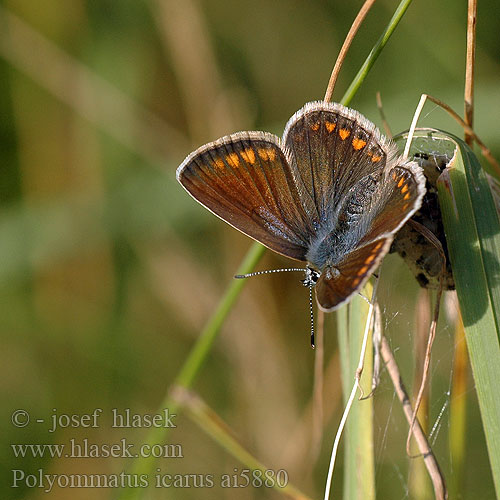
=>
[352,138,367,150]
[365,254,376,264]
[325,121,336,133]
[339,128,350,140]
[257,148,277,161]
[397,177,405,188]
[311,122,320,131]
[402,203,410,211]
[404,192,411,200]
[226,152,240,167]
[240,148,256,164]
[213,157,225,169]
[352,277,361,287]
[358,265,369,276]
[401,184,409,194]
[371,155,382,163]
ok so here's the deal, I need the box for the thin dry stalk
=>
[410,288,432,448]
[405,220,445,458]
[323,0,377,102]
[464,0,477,146]
[381,336,447,500]
[376,91,393,137]
[423,94,500,177]
[278,348,342,475]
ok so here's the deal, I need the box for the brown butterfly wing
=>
[358,161,426,245]
[283,101,391,223]
[315,237,392,311]
[177,131,315,261]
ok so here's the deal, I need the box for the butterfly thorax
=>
[306,172,380,270]
[306,221,357,272]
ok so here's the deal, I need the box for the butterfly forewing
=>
[283,101,391,223]
[177,132,314,261]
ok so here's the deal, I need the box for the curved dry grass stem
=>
[323,0,377,103]
[381,335,447,499]
[464,0,477,146]
[403,94,427,159]
[407,94,500,178]
[426,94,500,176]
[405,220,445,458]
[171,386,314,500]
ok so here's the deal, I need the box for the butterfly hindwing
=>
[313,160,424,311]
[177,132,315,261]
[358,161,426,246]
[315,237,392,311]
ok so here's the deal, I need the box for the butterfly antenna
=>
[309,281,315,349]
[234,268,305,279]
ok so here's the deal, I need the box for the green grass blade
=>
[173,242,266,389]
[341,0,413,107]
[337,287,375,500]
[431,130,500,497]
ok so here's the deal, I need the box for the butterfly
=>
[177,101,426,311]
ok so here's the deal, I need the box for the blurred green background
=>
[1,0,499,499]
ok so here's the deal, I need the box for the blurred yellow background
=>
[1,0,498,498]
